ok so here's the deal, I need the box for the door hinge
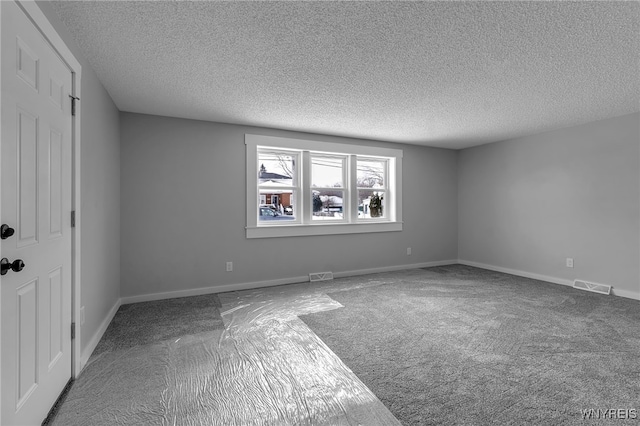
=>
[69,95,80,116]
[71,211,76,228]
[71,323,76,339]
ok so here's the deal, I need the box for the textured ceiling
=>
[51,1,639,149]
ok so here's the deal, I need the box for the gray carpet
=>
[299,265,640,425]
[93,293,225,356]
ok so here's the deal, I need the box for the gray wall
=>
[120,113,459,298]
[37,3,121,352]
[458,113,640,297]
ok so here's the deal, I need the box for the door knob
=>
[1,258,25,275]
[1,224,15,239]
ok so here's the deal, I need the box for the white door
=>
[1,1,73,424]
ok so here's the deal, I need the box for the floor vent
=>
[309,271,334,282]
[573,279,611,295]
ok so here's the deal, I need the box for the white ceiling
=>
[51,1,639,149]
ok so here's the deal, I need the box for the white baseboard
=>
[458,260,573,287]
[610,287,640,301]
[458,259,640,301]
[333,259,458,280]
[120,260,460,306]
[120,275,311,305]
[80,298,121,370]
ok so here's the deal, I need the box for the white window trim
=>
[246,134,403,239]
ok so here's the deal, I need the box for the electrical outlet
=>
[226,261,233,272]
[566,258,574,268]
[80,306,85,325]
[407,247,412,255]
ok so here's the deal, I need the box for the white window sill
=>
[246,221,403,239]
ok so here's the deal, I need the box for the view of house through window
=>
[256,149,392,224]
[258,151,297,222]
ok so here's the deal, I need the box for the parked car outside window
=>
[259,207,294,221]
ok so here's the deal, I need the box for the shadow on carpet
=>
[93,293,225,356]
[299,265,640,425]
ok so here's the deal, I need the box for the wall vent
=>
[573,279,611,295]
[309,271,333,282]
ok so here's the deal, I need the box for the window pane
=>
[258,152,295,186]
[358,190,385,218]
[312,156,343,188]
[259,189,296,222]
[312,190,344,220]
[357,159,385,189]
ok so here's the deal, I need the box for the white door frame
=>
[0,0,82,420]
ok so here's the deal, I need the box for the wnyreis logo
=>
[581,408,637,420]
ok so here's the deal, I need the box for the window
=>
[246,134,403,238]
[311,155,346,222]
[258,149,299,222]
[357,158,387,219]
